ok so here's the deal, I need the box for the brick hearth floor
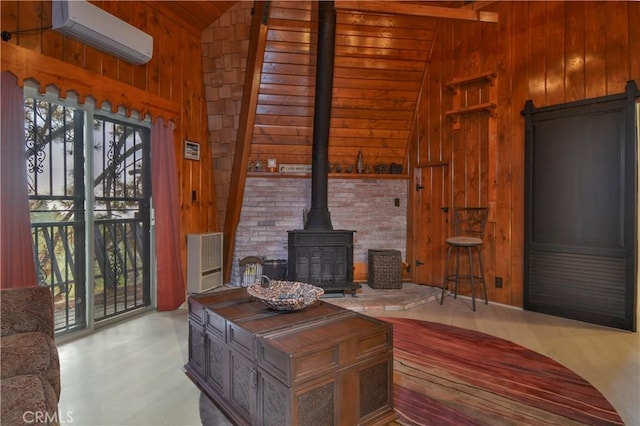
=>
[322,282,441,312]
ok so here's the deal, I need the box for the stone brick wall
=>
[230,176,407,285]
[201,2,253,230]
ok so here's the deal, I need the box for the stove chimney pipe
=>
[305,0,336,230]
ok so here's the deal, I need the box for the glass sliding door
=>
[25,95,153,335]
[25,98,86,334]
[91,116,151,322]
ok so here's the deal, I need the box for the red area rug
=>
[384,317,623,426]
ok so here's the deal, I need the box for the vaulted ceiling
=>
[149,1,497,169]
[251,1,437,169]
[150,1,496,31]
[146,1,238,31]
[250,1,497,169]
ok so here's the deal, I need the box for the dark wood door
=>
[523,82,638,331]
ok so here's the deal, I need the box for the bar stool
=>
[440,207,488,311]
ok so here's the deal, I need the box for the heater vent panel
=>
[188,233,223,293]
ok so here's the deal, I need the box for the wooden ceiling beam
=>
[335,1,498,23]
[460,1,497,12]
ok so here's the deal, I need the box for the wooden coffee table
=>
[185,288,396,426]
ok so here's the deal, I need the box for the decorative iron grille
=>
[25,97,151,334]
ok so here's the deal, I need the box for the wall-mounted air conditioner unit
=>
[51,0,153,65]
[187,233,223,294]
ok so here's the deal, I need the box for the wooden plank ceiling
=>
[248,1,437,173]
[146,1,237,31]
[149,1,495,173]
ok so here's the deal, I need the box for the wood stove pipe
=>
[305,1,336,231]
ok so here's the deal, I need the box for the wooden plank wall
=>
[413,1,640,306]
[1,1,219,280]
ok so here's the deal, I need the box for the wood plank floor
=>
[57,288,639,425]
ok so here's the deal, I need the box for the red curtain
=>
[0,72,37,289]
[151,118,186,310]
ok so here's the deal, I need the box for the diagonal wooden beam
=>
[335,1,498,23]
[223,1,270,283]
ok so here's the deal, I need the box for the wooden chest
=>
[185,288,396,426]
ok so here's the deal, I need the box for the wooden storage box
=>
[186,288,396,426]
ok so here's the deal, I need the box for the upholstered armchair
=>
[1,286,61,425]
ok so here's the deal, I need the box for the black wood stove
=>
[287,1,359,295]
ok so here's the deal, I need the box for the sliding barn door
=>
[524,81,638,331]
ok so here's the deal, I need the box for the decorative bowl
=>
[247,280,324,311]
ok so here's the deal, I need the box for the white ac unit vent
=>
[51,0,153,65]
[187,233,223,294]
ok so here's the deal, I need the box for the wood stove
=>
[287,230,357,293]
[287,1,359,294]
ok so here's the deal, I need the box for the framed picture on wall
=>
[185,141,200,160]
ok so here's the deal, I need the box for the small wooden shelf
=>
[446,102,497,120]
[447,71,497,92]
[446,71,497,130]
[247,172,409,180]
[329,173,409,179]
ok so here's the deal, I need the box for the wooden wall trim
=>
[1,42,179,123]
[223,1,270,283]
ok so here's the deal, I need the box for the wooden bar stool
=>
[440,207,489,311]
